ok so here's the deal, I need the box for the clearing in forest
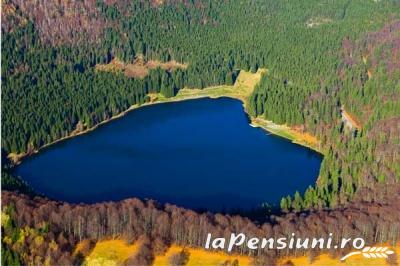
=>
[95,57,187,79]
[78,240,400,266]
[154,68,268,107]
[153,245,252,266]
[81,239,140,266]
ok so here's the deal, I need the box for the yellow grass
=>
[153,245,252,266]
[156,68,267,108]
[78,239,399,266]
[7,152,23,164]
[82,239,139,266]
[251,117,321,153]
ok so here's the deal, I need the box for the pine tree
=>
[292,191,303,212]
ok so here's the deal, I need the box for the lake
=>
[15,97,322,211]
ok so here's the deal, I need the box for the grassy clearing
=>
[95,57,187,79]
[180,68,266,103]
[150,68,267,108]
[153,245,252,266]
[82,239,139,266]
[79,240,399,266]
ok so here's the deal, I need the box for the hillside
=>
[2,185,400,264]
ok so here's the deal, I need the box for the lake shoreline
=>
[8,94,210,165]
[8,94,321,165]
[8,69,322,164]
[250,118,322,154]
[14,97,322,210]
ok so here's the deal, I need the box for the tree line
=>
[2,187,400,265]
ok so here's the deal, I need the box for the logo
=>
[341,246,395,261]
[204,233,396,262]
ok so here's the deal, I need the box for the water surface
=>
[15,98,322,211]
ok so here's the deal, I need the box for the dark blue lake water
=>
[15,98,321,211]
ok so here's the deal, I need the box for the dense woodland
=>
[2,0,400,264]
[3,184,400,265]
